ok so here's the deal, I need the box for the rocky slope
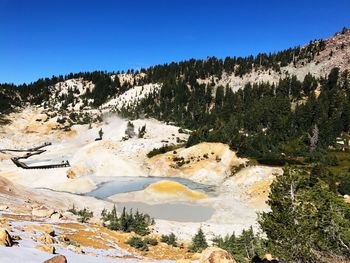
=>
[197,28,350,92]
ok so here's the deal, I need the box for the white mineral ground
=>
[0,107,282,241]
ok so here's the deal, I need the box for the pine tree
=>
[119,207,128,232]
[259,166,350,262]
[189,228,208,253]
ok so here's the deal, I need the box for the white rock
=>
[67,244,84,254]
[0,205,9,211]
[32,208,55,218]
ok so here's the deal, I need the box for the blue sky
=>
[1,0,350,84]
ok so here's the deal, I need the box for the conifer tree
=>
[259,166,350,262]
[189,228,208,253]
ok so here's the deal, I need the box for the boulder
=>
[66,169,77,179]
[200,247,236,263]
[35,244,55,254]
[67,244,84,254]
[40,225,55,237]
[0,205,9,211]
[32,208,55,218]
[12,235,21,241]
[0,228,13,247]
[263,254,273,261]
[50,212,62,220]
[31,203,41,209]
[176,260,192,263]
[43,255,67,263]
[58,234,70,243]
[61,211,76,220]
[37,234,56,245]
[35,113,48,122]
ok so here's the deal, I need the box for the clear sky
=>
[1,0,350,85]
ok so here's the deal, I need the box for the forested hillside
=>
[125,68,350,160]
[1,27,349,163]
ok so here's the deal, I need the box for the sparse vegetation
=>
[147,144,183,158]
[160,233,177,247]
[68,205,93,223]
[101,206,154,236]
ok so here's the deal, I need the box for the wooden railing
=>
[1,142,70,169]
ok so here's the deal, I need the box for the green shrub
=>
[143,237,158,246]
[125,236,149,251]
[68,204,78,214]
[147,144,182,158]
[338,175,350,195]
[160,233,177,247]
[77,207,93,223]
[324,153,340,166]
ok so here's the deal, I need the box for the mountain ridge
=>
[1,27,349,115]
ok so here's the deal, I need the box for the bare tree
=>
[308,124,319,151]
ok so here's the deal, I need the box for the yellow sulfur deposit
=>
[147,180,207,199]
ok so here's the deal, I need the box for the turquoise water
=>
[86,176,215,199]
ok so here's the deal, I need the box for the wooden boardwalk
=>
[1,142,70,169]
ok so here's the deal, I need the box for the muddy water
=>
[85,176,216,222]
[116,201,215,222]
[85,176,215,199]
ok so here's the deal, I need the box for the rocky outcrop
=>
[43,255,67,263]
[50,212,62,220]
[66,168,77,179]
[67,244,84,254]
[200,247,236,263]
[37,234,56,245]
[32,208,55,218]
[0,205,9,210]
[35,244,56,254]
[21,224,55,237]
[148,142,247,185]
[0,228,13,247]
